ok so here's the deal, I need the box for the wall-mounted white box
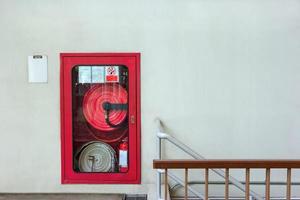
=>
[28,55,47,83]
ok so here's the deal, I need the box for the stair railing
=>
[155,118,300,200]
[154,159,300,200]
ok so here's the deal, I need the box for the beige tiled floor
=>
[0,194,123,200]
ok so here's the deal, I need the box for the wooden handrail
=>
[153,159,300,169]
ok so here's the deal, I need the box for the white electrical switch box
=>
[28,55,48,83]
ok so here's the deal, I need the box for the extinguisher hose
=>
[103,102,128,128]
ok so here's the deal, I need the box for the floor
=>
[0,194,123,200]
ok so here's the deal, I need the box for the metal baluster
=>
[265,168,271,200]
[246,168,250,200]
[225,168,229,200]
[157,135,162,200]
[185,168,188,200]
[287,168,291,200]
[205,168,209,200]
[165,169,168,200]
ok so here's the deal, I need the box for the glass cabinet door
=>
[72,65,129,173]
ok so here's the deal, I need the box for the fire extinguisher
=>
[119,138,128,172]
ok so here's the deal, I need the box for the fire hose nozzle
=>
[102,102,128,111]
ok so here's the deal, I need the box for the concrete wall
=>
[0,0,300,199]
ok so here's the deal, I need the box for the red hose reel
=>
[83,83,128,132]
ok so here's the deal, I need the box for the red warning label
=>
[105,66,119,82]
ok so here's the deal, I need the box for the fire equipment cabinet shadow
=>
[60,53,140,184]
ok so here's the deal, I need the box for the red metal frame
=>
[60,53,141,184]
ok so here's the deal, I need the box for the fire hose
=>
[83,83,128,132]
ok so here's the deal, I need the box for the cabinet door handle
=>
[130,115,135,124]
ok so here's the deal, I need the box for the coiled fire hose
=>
[83,84,128,131]
[77,141,116,172]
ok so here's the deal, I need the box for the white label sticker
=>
[92,66,105,83]
[119,150,128,167]
[78,66,91,83]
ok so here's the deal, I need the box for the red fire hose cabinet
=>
[60,53,141,184]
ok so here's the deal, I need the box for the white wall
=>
[0,0,300,199]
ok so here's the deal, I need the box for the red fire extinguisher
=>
[119,138,128,172]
